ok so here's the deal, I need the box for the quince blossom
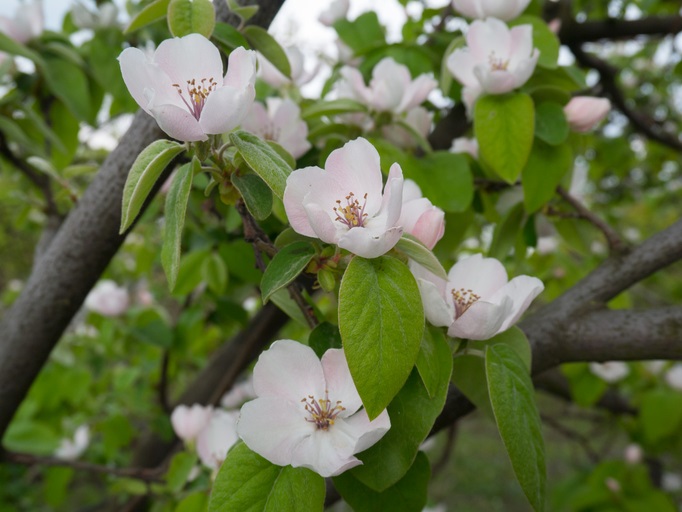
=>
[241,98,312,158]
[382,107,433,149]
[0,1,42,44]
[589,361,629,383]
[447,17,539,111]
[399,180,445,250]
[564,96,611,132]
[237,340,390,478]
[118,34,256,142]
[450,137,479,159]
[84,280,130,317]
[412,254,543,340]
[319,0,349,26]
[55,425,90,461]
[171,404,213,444]
[452,0,531,21]
[283,137,404,259]
[258,46,315,89]
[196,409,240,470]
[339,57,437,115]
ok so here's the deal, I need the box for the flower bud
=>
[564,97,611,132]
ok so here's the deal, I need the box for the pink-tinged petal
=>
[448,296,513,340]
[397,74,438,113]
[241,101,269,135]
[319,0,349,26]
[447,254,508,300]
[154,34,223,87]
[564,97,611,132]
[474,67,518,94]
[452,0,484,19]
[252,339,326,400]
[149,103,207,141]
[339,66,372,104]
[119,48,162,114]
[171,404,213,442]
[461,85,482,114]
[446,49,479,89]
[199,84,255,134]
[467,18,511,62]
[369,58,410,112]
[402,179,423,203]
[321,348,362,416]
[324,138,384,215]
[495,275,544,331]
[305,201,341,245]
[508,24,534,67]
[450,137,479,159]
[283,166,328,237]
[338,225,403,259]
[223,47,257,89]
[196,409,239,470]
[409,203,445,250]
[290,428,361,477]
[415,276,453,327]
[278,120,312,159]
[270,98,299,128]
[342,408,391,453]
[237,397,315,467]
[481,0,530,21]
[378,163,404,229]
[509,51,539,89]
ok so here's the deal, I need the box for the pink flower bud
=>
[170,404,213,443]
[564,97,611,132]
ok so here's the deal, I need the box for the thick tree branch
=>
[559,15,682,45]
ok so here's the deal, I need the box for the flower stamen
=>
[451,287,480,319]
[488,52,509,71]
[301,390,345,430]
[333,192,368,229]
[173,76,218,120]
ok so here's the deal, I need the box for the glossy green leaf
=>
[640,390,682,444]
[534,102,569,146]
[175,492,208,512]
[339,256,424,420]
[416,325,451,399]
[522,141,573,213]
[230,130,292,198]
[172,249,211,296]
[511,15,559,69]
[334,451,430,512]
[301,99,367,119]
[212,21,249,50]
[0,32,44,64]
[395,235,447,280]
[120,139,185,233]
[226,0,259,23]
[168,0,215,38]
[475,93,535,183]
[125,0,170,33]
[308,321,342,359]
[243,25,291,78]
[161,160,196,291]
[43,56,92,122]
[208,443,324,512]
[202,252,229,295]
[0,116,44,157]
[261,241,315,303]
[333,11,385,55]
[165,452,198,493]
[488,202,525,260]
[232,173,273,221]
[486,343,546,512]
[403,151,473,213]
[350,367,450,491]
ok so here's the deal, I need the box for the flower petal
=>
[321,348,362,416]
[494,275,544,331]
[290,428,361,477]
[252,339,326,400]
[149,103,208,141]
[448,295,513,340]
[196,409,239,470]
[446,48,479,89]
[397,74,437,113]
[337,225,403,259]
[154,33,223,88]
[199,84,254,134]
[378,163,404,229]
[467,18,511,62]
[118,48,174,115]
[283,166,328,237]
[304,201,341,244]
[223,46,257,89]
[447,254,508,300]
[342,408,391,453]
[414,275,453,327]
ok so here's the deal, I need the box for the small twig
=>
[556,186,627,254]
[1,450,164,482]
[431,422,457,477]
[473,177,516,192]
[157,350,171,414]
[540,413,601,464]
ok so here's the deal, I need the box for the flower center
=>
[488,52,509,71]
[301,390,345,430]
[333,192,368,229]
[173,77,217,120]
[261,121,281,141]
[451,287,480,319]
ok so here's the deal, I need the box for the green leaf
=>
[350,367,450,491]
[267,140,296,169]
[308,321,342,359]
[175,492,208,512]
[161,160,196,291]
[129,308,174,348]
[212,22,249,50]
[394,236,447,280]
[232,173,273,221]
[488,202,525,260]
[230,130,292,198]
[475,93,535,183]
[403,151,473,213]
[208,443,325,512]
[522,141,573,213]
[261,242,315,303]
[165,452,198,493]
[301,99,368,119]
[43,56,92,122]
[3,421,59,455]
[0,32,44,64]
[0,116,44,157]
[202,252,229,295]
[125,0,170,33]
[333,11,385,55]
[486,343,546,512]
[640,390,682,444]
[243,25,291,78]
[172,249,211,296]
[334,451,430,512]
[511,15,559,69]
[416,325,451,399]
[226,0,259,24]
[269,288,310,327]
[339,256,424,420]
[120,139,185,233]
[168,0,215,38]
[534,102,569,146]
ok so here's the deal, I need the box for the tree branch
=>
[559,15,682,45]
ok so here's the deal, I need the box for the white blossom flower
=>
[450,136,479,158]
[452,0,531,21]
[257,46,315,89]
[0,1,42,44]
[624,444,643,464]
[665,364,682,391]
[237,340,391,478]
[411,254,544,340]
[241,98,312,158]
[71,1,119,30]
[447,17,539,112]
[319,0,349,26]
[220,377,256,409]
[84,280,130,317]
[196,409,240,470]
[564,96,611,132]
[55,425,90,461]
[119,35,256,141]
[283,137,404,259]
[589,361,629,383]
[338,57,437,115]
[398,180,445,250]
[171,404,213,444]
